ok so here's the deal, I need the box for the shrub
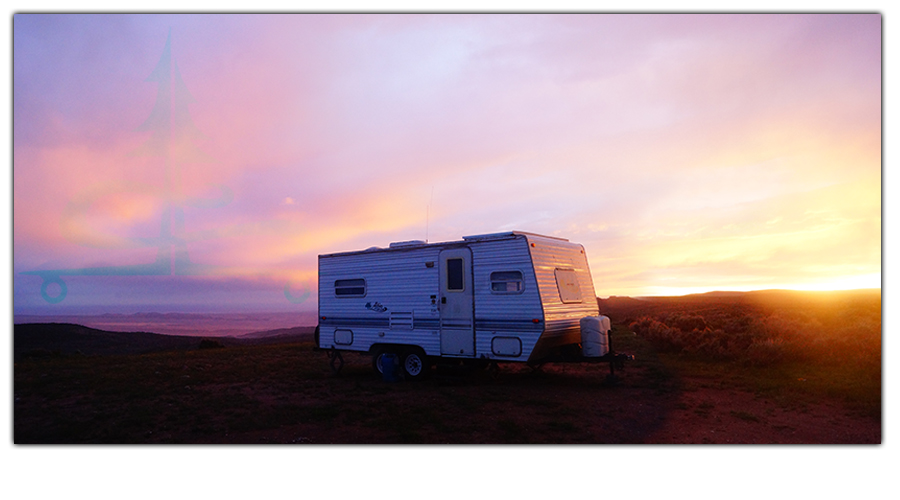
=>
[631,315,789,364]
[633,305,881,368]
[670,314,708,333]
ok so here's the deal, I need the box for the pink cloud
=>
[13,14,881,313]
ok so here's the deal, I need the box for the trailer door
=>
[439,248,474,356]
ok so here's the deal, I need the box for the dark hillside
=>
[14,323,204,360]
[235,326,316,344]
[14,290,881,444]
[13,323,315,361]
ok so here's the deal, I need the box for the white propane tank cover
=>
[580,316,609,357]
[600,315,611,334]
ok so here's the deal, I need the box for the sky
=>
[12,13,882,315]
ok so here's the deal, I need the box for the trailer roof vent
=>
[463,232,516,241]
[389,240,427,248]
[464,231,569,242]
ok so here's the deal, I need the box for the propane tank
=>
[580,315,610,357]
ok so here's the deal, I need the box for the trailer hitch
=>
[613,353,635,371]
[603,352,634,386]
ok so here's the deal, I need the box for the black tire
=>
[372,349,386,374]
[401,349,429,380]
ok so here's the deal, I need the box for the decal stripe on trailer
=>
[320,317,543,332]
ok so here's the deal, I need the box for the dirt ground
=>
[14,335,879,444]
[193,356,880,445]
[16,291,880,445]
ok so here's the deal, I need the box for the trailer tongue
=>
[527,314,635,383]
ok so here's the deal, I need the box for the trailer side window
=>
[447,258,464,291]
[491,271,524,293]
[334,278,366,297]
[554,268,582,303]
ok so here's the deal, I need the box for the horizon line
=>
[13,287,883,318]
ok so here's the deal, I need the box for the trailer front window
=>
[491,271,524,293]
[335,278,366,297]
[554,268,582,303]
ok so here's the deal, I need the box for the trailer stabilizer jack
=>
[327,348,344,375]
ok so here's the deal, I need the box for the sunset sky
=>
[12,13,882,315]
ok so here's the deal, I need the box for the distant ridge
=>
[14,323,315,361]
[687,291,747,297]
[632,288,881,299]
[13,311,317,337]
[599,288,881,323]
[235,326,316,340]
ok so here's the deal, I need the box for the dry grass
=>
[14,290,881,443]
[607,290,881,418]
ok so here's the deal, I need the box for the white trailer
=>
[316,231,628,379]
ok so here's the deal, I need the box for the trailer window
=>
[554,268,582,303]
[447,258,464,291]
[334,278,366,297]
[491,271,524,293]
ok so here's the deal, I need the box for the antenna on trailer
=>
[426,186,434,243]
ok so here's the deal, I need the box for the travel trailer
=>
[315,231,629,379]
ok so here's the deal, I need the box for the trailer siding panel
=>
[319,246,444,355]
[524,234,598,359]
[469,236,545,360]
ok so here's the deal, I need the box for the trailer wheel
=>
[401,350,428,380]
[372,349,387,374]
